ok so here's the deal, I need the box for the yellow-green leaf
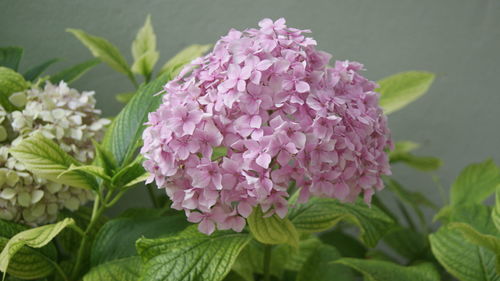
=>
[288,197,394,247]
[61,164,111,182]
[377,71,435,115]
[67,29,132,78]
[247,207,299,247]
[0,219,58,280]
[131,15,158,78]
[0,66,30,112]
[0,218,75,277]
[83,256,141,281]
[159,44,211,77]
[450,222,500,274]
[136,226,250,281]
[494,185,500,232]
[450,159,500,205]
[9,133,98,190]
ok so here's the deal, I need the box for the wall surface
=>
[1,0,499,216]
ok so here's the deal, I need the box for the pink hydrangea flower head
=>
[142,18,392,235]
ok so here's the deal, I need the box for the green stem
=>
[146,183,160,208]
[128,72,139,88]
[47,258,70,281]
[263,244,272,281]
[70,197,105,280]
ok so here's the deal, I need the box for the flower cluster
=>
[0,81,109,225]
[142,18,392,234]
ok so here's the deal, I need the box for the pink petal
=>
[295,81,310,93]
[256,153,272,168]
[198,219,215,235]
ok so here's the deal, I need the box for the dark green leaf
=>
[319,229,367,258]
[335,258,440,281]
[49,58,100,84]
[383,227,428,260]
[102,72,171,167]
[22,58,59,81]
[297,244,355,281]
[0,47,23,71]
[91,211,189,266]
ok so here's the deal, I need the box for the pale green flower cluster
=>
[0,81,109,225]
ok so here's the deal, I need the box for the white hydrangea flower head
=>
[0,81,110,225]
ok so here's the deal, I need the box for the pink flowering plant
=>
[2,16,499,281]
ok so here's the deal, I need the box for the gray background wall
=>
[1,0,499,217]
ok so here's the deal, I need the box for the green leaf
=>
[211,146,228,161]
[382,227,428,260]
[0,47,23,71]
[23,58,59,81]
[297,244,355,281]
[494,185,500,232]
[247,207,299,247]
[0,219,58,280]
[335,258,440,281]
[0,218,75,277]
[0,66,30,112]
[91,211,189,266]
[67,29,133,80]
[83,256,141,281]
[102,72,171,167]
[131,16,157,62]
[389,141,442,171]
[232,239,292,281]
[111,157,146,188]
[430,204,500,281]
[390,153,442,171]
[60,164,111,182]
[131,15,158,79]
[56,207,107,258]
[450,159,500,205]
[115,92,136,104]
[288,197,394,247]
[319,229,367,258]
[385,178,437,210]
[92,140,118,177]
[450,222,500,273]
[9,133,98,190]
[377,71,435,115]
[159,44,211,77]
[49,58,101,84]
[136,226,250,281]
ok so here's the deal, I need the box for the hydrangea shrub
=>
[141,18,392,234]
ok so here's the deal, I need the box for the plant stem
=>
[263,244,272,281]
[146,183,160,208]
[70,197,105,280]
